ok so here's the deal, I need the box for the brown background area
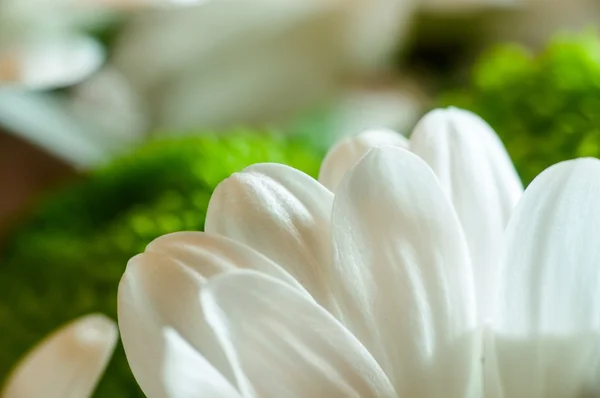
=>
[0,127,75,243]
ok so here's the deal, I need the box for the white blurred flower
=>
[0,0,109,90]
[0,0,203,168]
[0,0,202,37]
[117,107,600,397]
[67,66,148,147]
[0,0,203,90]
[0,35,104,90]
[110,0,416,131]
[1,314,118,398]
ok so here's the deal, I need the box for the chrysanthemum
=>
[1,314,117,398]
[118,107,600,398]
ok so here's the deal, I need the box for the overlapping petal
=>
[118,252,236,398]
[161,328,241,398]
[119,232,315,397]
[330,146,479,397]
[202,271,397,398]
[318,128,409,191]
[205,163,337,311]
[146,231,308,294]
[410,107,523,320]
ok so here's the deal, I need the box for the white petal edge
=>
[410,107,523,321]
[318,128,409,192]
[146,231,310,296]
[162,327,241,398]
[330,146,479,397]
[2,314,117,398]
[118,252,238,397]
[120,231,312,398]
[0,34,104,90]
[491,158,600,398]
[201,270,397,398]
[205,162,337,312]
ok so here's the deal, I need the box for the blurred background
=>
[2,0,600,395]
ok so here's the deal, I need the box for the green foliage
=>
[441,30,600,185]
[0,132,322,396]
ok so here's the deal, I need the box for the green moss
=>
[0,132,322,396]
[441,30,600,185]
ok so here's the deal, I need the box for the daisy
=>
[118,107,600,398]
[2,314,117,398]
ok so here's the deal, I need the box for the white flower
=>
[118,107,600,398]
[0,0,206,90]
[0,0,108,90]
[0,35,104,90]
[1,314,118,398]
[109,0,416,131]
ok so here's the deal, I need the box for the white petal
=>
[331,146,478,397]
[120,230,320,397]
[319,128,409,191]
[2,314,117,398]
[205,163,336,310]
[0,34,104,90]
[487,336,600,398]
[202,270,397,398]
[146,231,310,295]
[492,158,600,398]
[118,254,237,397]
[162,328,241,398]
[410,107,523,320]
